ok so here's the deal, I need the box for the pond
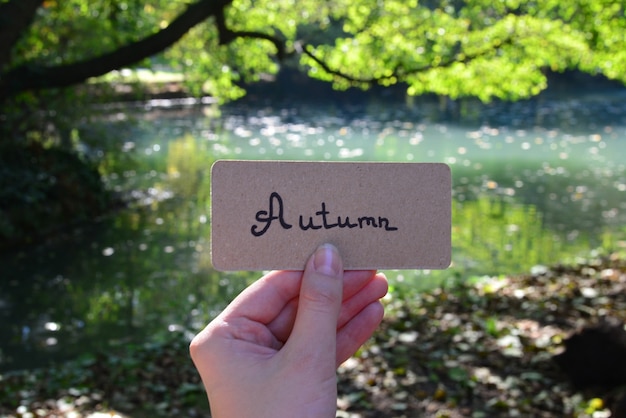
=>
[1,88,625,372]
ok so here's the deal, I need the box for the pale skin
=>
[190,244,388,418]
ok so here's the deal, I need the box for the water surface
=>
[1,90,625,371]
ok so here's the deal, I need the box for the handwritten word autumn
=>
[251,192,398,237]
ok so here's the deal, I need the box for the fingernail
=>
[313,243,342,276]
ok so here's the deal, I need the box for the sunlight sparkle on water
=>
[268,137,281,147]
[44,322,60,331]
[286,133,303,144]
[486,180,498,190]
[213,144,230,154]
[409,134,423,145]
[260,126,276,136]
[339,148,363,159]
[235,126,253,137]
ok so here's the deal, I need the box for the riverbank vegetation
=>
[2,252,625,417]
[0,140,116,251]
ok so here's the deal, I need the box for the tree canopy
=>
[1,0,625,103]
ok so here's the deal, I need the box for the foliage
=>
[0,140,114,248]
[299,0,626,100]
[1,0,626,104]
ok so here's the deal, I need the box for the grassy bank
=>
[2,253,625,417]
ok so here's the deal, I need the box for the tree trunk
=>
[0,0,44,72]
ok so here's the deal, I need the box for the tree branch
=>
[301,44,376,84]
[301,35,516,88]
[214,6,288,60]
[0,0,233,100]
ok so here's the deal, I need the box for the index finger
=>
[220,269,303,324]
[220,270,378,325]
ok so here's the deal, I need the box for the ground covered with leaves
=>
[2,255,626,418]
[337,254,626,418]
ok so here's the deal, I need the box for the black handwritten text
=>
[251,192,398,237]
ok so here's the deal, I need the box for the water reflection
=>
[1,91,625,371]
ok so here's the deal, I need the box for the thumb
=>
[284,244,343,363]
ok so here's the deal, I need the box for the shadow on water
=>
[1,87,626,371]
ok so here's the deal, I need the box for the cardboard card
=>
[211,160,451,271]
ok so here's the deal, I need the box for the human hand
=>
[190,244,388,418]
